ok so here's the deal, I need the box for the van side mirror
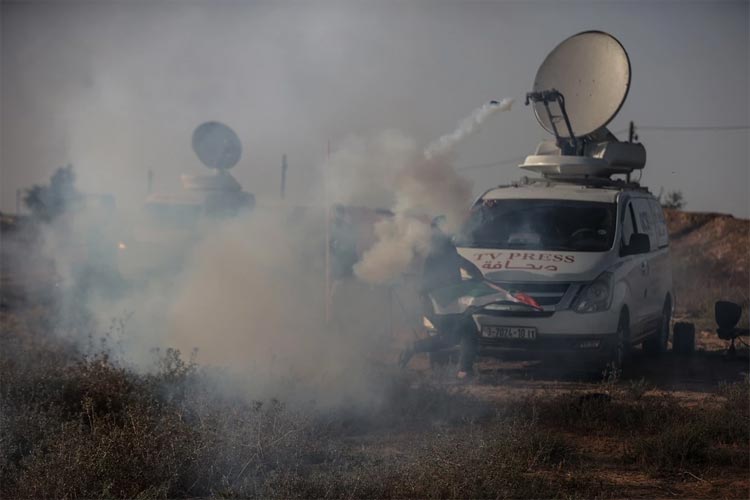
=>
[622,233,650,256]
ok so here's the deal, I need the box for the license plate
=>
[482,326,537,340]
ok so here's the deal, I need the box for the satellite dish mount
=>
[525,89,578,154]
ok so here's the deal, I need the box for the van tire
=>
[643,299,671,355]
[606,310,630,374]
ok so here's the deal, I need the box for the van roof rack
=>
[523,174,649,192]
[519,137,646,182]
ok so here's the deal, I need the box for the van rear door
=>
[632,198,663,336]
[620,200,651,340]
[645,198,672,322]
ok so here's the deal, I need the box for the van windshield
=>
[456,199,617,252]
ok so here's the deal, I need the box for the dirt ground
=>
[404,329,749,401]
[399,340,749,498]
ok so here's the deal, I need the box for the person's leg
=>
[400,297,444,369]
[457,323,479,378]
[399,334,453,368]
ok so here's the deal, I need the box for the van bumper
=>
[472,309,620,361]
[478,334,616,362]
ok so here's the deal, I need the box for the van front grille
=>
[491,281,570,307]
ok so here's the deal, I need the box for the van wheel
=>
[606,311,630,375]
[643,299,671,355]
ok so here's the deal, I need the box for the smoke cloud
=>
[6,3,516,409]
[17,94,511,410]
[353,214,433,285]
[349,100,513,285]
[163,209,380,405]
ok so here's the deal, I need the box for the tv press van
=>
[451,31,672,369]
[455,171,672,369]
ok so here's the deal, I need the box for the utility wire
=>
[456,124,750,171]
[637,125,750,131]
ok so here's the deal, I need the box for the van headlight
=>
[422,316,436,331]
[422,316,439,336]
[572,272,613,313]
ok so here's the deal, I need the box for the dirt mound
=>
[665,209,749,326]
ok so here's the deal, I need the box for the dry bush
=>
[257,420,595,500]
[515,390,686,436]
[15,404,197,499]
[3,304,748,498]
[2,327,602,499]
[1,315,511,499]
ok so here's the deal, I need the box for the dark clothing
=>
[330,216,359,280]
[410,230,481,373]
[420,233,463,293]
[421,232,483,293]
[412,314,478,372]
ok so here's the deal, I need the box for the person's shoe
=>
[398,347,414,369]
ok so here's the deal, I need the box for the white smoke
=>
[424,98,513,160]
[161,208,398,407]
[350,99,513,285]
[352,214,432,285]
[325,130,417,209]
[22,94,512,406]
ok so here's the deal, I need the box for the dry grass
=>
[1,210,749,498]
[2,305,749,499]
[664,209,749,331]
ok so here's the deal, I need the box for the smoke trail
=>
[424,98,513,159]
[351,99,513,285]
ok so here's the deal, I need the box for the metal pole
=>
[388,286,393,339]
[555,93,578,153]
[324,141,331,325]
[281,154,287,199]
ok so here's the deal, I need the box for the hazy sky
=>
[1,0,748,217]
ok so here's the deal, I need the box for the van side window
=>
[638,211,651,233]
[648,199,669,248]
[621,202,636,246]
[633,198,657,250]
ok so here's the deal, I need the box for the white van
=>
[444,30,675,370]
[454,173,673,370]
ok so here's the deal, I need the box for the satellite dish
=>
[191,121,242,170]
[530,31,631,139]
